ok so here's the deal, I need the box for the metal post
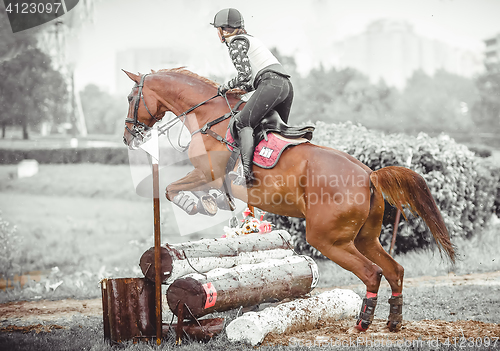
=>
[152,162,162,345]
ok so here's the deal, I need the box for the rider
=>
[211,8,293,186]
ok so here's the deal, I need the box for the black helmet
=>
[211,8,244,28]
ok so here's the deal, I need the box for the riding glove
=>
[217,84,229,96]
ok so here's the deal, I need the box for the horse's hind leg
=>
[354,186,404,331]
[305,200,383,331]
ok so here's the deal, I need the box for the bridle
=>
[124,74,162,143]
[124,73,234,151]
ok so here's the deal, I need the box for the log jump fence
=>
[101,230,362,345]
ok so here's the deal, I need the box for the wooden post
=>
[389,209,401,257]
[247,204,255,218]
[152,162,162,345]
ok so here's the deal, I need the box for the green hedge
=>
[0,147,129,164]
[265,121,500,258]
[0,147,192,165]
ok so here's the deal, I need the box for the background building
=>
[484,32,500,72]
[334,19,483,88]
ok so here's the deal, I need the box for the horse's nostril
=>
[123,136,128,145]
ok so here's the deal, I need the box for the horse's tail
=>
[370,166,456,263]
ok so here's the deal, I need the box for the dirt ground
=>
[264,271,500,347]
[1,271,500,347]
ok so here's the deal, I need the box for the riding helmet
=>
[211,8,244,28]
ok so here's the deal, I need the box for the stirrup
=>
[196,194,218,216]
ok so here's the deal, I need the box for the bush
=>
[0,212,21,278]
[265,122,500,258]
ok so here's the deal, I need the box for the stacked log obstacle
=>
[132,229,361,344]
[166,255,319,319]
[225,289,362,346]
[139,230,294,284]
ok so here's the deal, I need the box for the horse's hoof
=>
[387,320,402,332]
[355,319,371,332]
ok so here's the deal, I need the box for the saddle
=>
[222,110,315,176]
[228,110,315,146]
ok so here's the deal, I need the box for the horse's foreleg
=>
[165,168,214,215]
[165,168,209,201]
[165,168,233,216]
[354,186,405,332]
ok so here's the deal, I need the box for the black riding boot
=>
[230,127,255,186]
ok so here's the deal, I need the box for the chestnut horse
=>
[122,67,455,332]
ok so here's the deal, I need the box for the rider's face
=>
[217,27,225,43]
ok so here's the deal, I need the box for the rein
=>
[190,97,243,150]
[156,93,242,152]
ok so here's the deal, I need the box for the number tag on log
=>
[202,282,217,309]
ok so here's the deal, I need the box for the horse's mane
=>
[152,67,245,97]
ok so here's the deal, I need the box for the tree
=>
[471,70,500,131]
[0,46,69,139]
[0,2,69,139]
[394,70,478,133]
[291,65,397,127]
[79,84,125,135]
[0,3,34,63]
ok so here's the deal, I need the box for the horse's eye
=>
[127,96,133,103]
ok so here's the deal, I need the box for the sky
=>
[45,0,500,94]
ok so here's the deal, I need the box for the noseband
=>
[124,74,161,141]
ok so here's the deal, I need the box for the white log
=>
[166,230,292,258]
[226,289,362,346]
[165,249,294,284]
[140,230,294,283]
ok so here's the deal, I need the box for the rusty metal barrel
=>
[101,277,225,343]
[101,278,156,343]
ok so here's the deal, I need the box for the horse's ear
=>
[122,69,140,83]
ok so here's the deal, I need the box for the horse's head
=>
[122,70,166,149]
[122,67,245,150]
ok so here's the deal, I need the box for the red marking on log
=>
[202,283,217,309]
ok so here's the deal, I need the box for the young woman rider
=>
[211,8,293,186]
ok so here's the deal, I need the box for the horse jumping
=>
[122,67,455,332]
